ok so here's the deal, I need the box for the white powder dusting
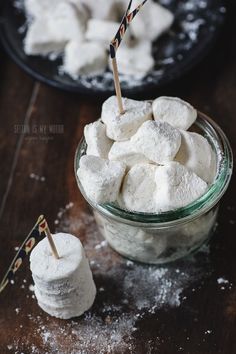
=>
[94,240,108,250]
[29,284,35,292]
[217,277,232,291]
[217,277,229,285]
[29,173,46,182]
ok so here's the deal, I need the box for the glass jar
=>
[74,112,233,264]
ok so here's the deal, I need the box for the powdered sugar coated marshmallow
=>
[85,19,120,44]
[101,96,152,141]
[175,130,216,184]
[108,139,150,169]
[155,161,208,212]
[30,233,96,319]
[77,155,126,204]
[84,121,113,159]
[24,1,87,56]
[152,96,197,130]
[131,120,181,164]
[63,41,107,78]
[119,163,158,213]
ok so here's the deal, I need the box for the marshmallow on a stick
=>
[108,140,150,169]
[131,120,181,164]
[175,130,216,184]
[152,97,197,130]
[77,155,126,204]
[85,121,113,159]
[119,163,158,213]
[155,161,208,212]
[63,41,107,78]
[101,96,152,141]
[30,233,96,319]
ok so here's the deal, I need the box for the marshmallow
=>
[30,233,96,319]
[109,41,154,78]
[130,1,174,41]
[48,2,87,43]
[77,155,126,204]
[108,139,150,169]
[81,0,119,21]
[24,1,87,56]
[24,0,83,18]
[85,19,119,44]
[101,96,152,141]
[131,120,181,164]
[84,121,113,159]
[119,163,158,213]
[63,41,107,78]
[155,161,208,212]
[152,97,197,130]
[175,130,216,184]
[24,19,67,56]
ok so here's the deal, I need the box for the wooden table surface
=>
[0,1,236,353]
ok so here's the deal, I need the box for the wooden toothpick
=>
[111,57,125,115]
[45,223,60,260]
[109,0,147,115]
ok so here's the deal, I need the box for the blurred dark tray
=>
[0,0,225,96]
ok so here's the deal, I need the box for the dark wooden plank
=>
[0,54,35,212]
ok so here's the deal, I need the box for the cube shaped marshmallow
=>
[175,130,216,184]
[84,121,113,159]
[152,96,197,131]
[131,120,181,164]
[77,155,126,204]
[63,41,107,78]
[155,161,208,212]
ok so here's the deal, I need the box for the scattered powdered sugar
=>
[29,284,35,292]
[54,202,74,226]
[217,277,233,291]
[29,173,46,182]
[36,313,136,354]
[217,277,229,285]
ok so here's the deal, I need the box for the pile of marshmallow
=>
[30,233,96,319]
[23,0,173,79]
[77,96,217,213]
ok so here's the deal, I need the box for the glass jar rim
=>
[74,112,233,227]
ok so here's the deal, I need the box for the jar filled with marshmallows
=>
[75,96,233,264]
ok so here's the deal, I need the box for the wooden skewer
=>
[45,223,60,260]
[111,57,125,115]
